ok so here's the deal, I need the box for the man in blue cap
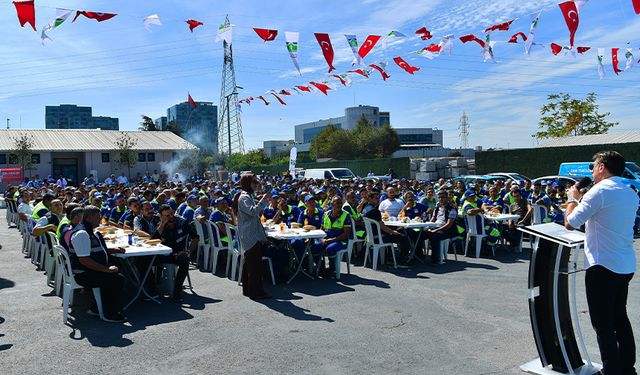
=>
[180,195,199,222]
[108,194,126,225]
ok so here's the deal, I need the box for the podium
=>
[518,223,602,375]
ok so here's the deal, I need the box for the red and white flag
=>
[484,20,514,32]
[508,32,527,43]
[332,74,347,86]
[415,27,432,40]
[257,96,270,105]
[309,81,331,95]
[186,19,203,32]
[577,46,591,54]
[348,68,370,78]
[550,43,564,55]
[73,11,117,23]
[369,63,390,80]
[358,35,381,59]
[253,28,278,42]
[393,57,420,74]
[270,93,286,105]
[459,34,486,48]
[558,1,580,47]
[612,48,623,75]
[295,85,311,92]
[416,43,442,59]
[12,0,36,31]
[188,93,198,109]
[314,33,336,72]
[634,0,640,14]
[278,89,292,96]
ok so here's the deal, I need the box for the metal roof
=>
[538,131,640,148]
[0,129,197,152]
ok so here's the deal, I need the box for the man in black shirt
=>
[363,189,411,265]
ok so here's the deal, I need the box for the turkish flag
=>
[558,1,579,47]
[424,44,442,53]
[459,34,486,48]
[188,93,198,109]
[270,93,286,105]
[393,57,420,75]
[550,43,563,55]
[73,11,117,23]
[369,64,390,81]
[484,20,514,32]
[508,32,527,43]
[358,35,381,59]
[612,48,623,75]
[309,81,331,95]
[314,33,336,72]
[576,46,590,54]
[296,85,311,92]
[253,28,278,42]
[278,89,292,96]
[415,27,432,40]
[633,0,640,14]
[257,96,270,105]
[186,19,204,32]
[12,0,36,31]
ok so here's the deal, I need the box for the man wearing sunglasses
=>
[565,151,638,375]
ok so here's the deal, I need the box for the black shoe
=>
[87,305,100,317]
[172,291,184,302]
[103,312,127,323]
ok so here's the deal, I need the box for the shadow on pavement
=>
[0,277,15,290]
[257,298,335,323]
[66,292,221,348]
[0,316,12,351]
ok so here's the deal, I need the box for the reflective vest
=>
[32,201,49,220]
[302,208,323,228]
[57,216,71,238]
[68,224,109,272]
[342,202,361,220]
[461,200,478,214]
[323,210,350,240]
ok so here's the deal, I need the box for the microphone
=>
[576,177,592,191]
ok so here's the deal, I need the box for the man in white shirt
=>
[565,151,637,375]
[116,173,128,185]
[17,191,33,222]
[379,186,404,218]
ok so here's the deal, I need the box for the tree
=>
[114,132,138,178]
[534,92,618,140]
[139,115,158,131]
[448,150,463,157]
[376,123,400,158]
[166,120,182,137]
[309,124,355,160]
[9,133,34,176]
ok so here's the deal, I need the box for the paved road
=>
[0,213,638,375]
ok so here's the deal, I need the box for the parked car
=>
[559,162,640,189]
[302,168,357,180]
[486,172,531,183]
[531,175,579,187]
[452,174,505,186]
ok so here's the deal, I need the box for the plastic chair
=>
[223,223,241,280]
[424,238,455,261]
[464,214,494,258]
[335,218,361,279]
[362,218,397,270]
[44,232,59,287]
[206,221,228,275]
[236,237,276,286]
[193,221,211,270]
[54,245,104,324]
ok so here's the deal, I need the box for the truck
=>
[559,162,640,189]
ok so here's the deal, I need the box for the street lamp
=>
[224,85,243,177]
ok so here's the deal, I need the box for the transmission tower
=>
[218,15,245,159]
[459,111,470,149]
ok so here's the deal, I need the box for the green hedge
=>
[257,157,411,178]
[476,143,640,178]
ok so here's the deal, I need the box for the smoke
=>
[160,126,220,182]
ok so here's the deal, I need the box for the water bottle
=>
[127,233,133,245]
[132,234,139,245]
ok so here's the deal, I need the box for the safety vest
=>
[68,224,109,272]
[342,202,361,220]
[56,216,71,238]
[32,201,49,220]
[323,210,349,237]
[461,200,478,214]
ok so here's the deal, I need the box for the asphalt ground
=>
[0,212,638,375]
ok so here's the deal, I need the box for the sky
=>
[1,0,639,151]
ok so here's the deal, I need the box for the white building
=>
[0,129,196,185]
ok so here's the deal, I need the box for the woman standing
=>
[232,174,271,300]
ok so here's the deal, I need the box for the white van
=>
[303,168,356,180]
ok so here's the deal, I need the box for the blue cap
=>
[222,184,229,189]
[114,193,124,199]
[187,194,198,201]
[545,180,553,185]
[314,188,325,194]
[464,190,476,197]
[213,189,223,195]
[215,197,227,205]
[270,189,280,197]
[552,182,559,188]
[304,195,316,202]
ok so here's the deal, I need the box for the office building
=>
[263,140,298,158]
[293,105,390,144]
[45,104,119,130]
[167,101,218,153]
[155,116,168,131]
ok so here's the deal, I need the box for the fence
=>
[476,143,640,178]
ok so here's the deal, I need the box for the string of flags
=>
[8,0,640,108]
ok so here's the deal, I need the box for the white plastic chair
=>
[207,221,228,275]
[54,245,104,324]
[223,223,241,280]
[193,221,212,271]
[235,230,276,286]
[44,232,59,287]
[362,218,397,270]
[424,237,455,261]
[335,218,361,279]
[464,214,494,258]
